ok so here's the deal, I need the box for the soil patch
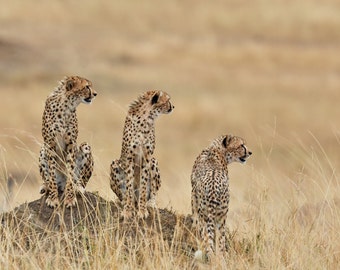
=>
[1,192,196,256]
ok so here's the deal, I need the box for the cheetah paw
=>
[45,196,59,208]
[65,196,77,208]
[146,197,157,208]
[121,207,133,220]
[191,216,198,228]
[137,208,149,219]
[39,184,47,195]
[76,184,85,194]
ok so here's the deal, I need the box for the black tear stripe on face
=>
[167,102,173,113]
[241,144,252,158]
[241,144,247,156]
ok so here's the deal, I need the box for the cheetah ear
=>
[66,78,75,91]
[151,92,160,105]
[222,135,233,148]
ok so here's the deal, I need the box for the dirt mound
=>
[1,192,196,256]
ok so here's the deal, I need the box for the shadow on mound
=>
[1,192,197,258]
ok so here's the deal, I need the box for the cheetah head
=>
[150,90,174,115]
[222,134,252,164]
[64,76,97,105]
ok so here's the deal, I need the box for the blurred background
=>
[0,0,339,223]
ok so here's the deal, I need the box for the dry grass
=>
[0,0,340,268]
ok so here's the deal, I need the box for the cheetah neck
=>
[207,147,228,168]
[49,86,81,110]
[210,136,225,148]
[65,93,82,108]
[51,82,65,96]
[129,103,157,121]
[129,96,145,114]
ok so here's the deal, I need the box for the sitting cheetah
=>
[191,134,252,257]
[110,90,174,219]
[39,76,97,208]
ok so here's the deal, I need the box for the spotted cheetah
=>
[110,90,174,219]
[191,134,252,257]
[39,76,97,208]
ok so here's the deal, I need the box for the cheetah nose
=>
[93,92,97,96]
[249,151,252,155]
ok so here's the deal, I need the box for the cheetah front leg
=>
[138,157,152,219]
[38,145,49,195]
[121,162,135,220]
[146,157,160,208]
[110,159,126,201]
[64,140,77,208]
[44,147,60,208]
[74,142,94,194]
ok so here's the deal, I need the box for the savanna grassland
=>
[1,0,340,269]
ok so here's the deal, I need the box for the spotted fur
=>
[191,134,252,257]
[110,90,174,219]
[39,76,97,208]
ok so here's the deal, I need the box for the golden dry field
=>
[1,0,340,268]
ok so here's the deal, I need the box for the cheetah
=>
[191,134,252,257]
[39,76,97,208]
[110,90,174,219]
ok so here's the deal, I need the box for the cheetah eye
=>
[84,85,91,93]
